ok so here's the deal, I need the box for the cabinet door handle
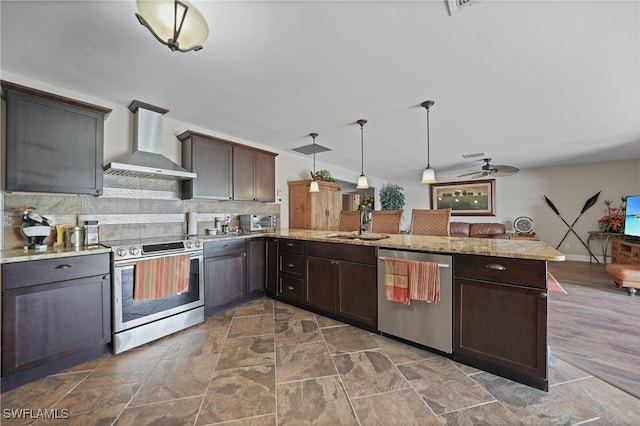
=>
[55,264,72,270]
[286,285,294,291]
[485,264,506,271]
[286,242,294,247]
[223,244,230,248]
[539,291,548,298]
[102,275,109,280]
[287,263,295,268]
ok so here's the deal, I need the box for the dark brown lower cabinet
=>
[1,253,111,391]
[247,238,266,296]
[304,241,377,328]
[306,256,336,313]
[453,254,548,391]
[203,240,247,315]
[336,261,377,327]
[265,238,278,296]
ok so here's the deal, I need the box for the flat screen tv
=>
[624,194,640,243]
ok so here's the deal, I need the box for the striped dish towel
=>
[408,260,440,303]
[134,254,191,301]
[384,258,411,305]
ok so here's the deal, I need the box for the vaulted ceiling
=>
[1,1,638,182]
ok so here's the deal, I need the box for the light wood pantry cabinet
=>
[289,180,341,230]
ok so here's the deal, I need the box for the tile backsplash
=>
[3,175,280,249]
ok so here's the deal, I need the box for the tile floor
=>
[1,298,639,425]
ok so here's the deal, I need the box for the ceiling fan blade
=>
[457,171,480,177]
[472,171,489,178]
[492,165,519,176]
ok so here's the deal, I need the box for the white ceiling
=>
[1,0,639,182]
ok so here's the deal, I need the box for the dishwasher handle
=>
[378,257,450,268]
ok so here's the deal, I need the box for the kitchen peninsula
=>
[263,229,564,392]
[2,229,563,392]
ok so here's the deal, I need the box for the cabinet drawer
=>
[306,241,376,265]
[279,239,304,254]
[204,239,246,258]
[2,253,110,290]
[279,253,305,277]
[279,276,304,303]
[454,254,546,289]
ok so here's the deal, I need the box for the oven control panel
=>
[110,238,204,260]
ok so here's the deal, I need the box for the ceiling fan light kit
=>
[356,119,369,189]
[420,100,437,184]
[135,0,209,52]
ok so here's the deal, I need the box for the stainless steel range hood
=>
[103,101,196,180]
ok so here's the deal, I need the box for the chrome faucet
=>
[359,205,368,235]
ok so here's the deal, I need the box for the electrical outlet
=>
[564,243,570,249]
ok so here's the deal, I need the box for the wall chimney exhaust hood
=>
[103,101,196,180]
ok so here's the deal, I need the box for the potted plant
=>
[379,183,405,210]
[310,169,335,182]
[598,197,627,233]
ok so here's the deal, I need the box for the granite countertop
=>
[1,244,112,264]
[1,229,565,264]
[274,229,566,261]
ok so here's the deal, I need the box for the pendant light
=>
[309,133,320,193]
[356,119,369,189]
[135,0,209,52]
[420,100,437,184]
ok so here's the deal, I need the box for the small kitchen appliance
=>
[19,208,51,250]
[239,214,276,232]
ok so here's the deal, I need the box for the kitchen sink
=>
[322,233,389,241]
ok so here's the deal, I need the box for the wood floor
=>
[548,260,640,399]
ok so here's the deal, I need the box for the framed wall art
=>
[430,179,496,216]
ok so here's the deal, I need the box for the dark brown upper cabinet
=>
[233,145,276,202]
[2,81,111,196]
[179,130,277,202]
[180,131,234,200]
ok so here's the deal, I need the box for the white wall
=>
[396,159,640,261]
[0,71,377,230]
[3,71,637,256]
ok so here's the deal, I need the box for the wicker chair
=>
[409,208,451,236]
[338,210,361,231]
[369,210,403,234]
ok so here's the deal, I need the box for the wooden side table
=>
[587,231,624,265]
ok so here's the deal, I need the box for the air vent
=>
[291,144,332,155]
[447,0,481,15]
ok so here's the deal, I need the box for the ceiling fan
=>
[458,158,519,178]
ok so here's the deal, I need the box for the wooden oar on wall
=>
[544,192,600,263]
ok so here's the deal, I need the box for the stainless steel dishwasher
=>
[377,249,453,354]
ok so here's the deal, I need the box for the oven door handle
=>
[114,252,203,267]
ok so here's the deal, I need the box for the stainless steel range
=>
[103,236,204,354]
